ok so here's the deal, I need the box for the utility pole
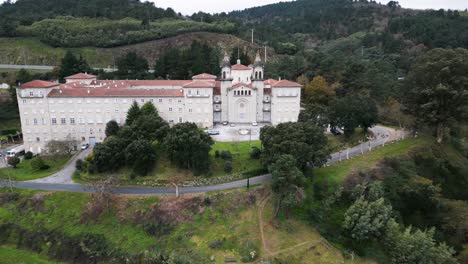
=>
[251,29,254,44]
[264,45,267,63]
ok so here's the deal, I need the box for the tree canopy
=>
[260,122,329,169]
[406,48,468,143]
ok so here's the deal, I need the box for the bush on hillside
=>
[24,151,33,160]
[30,156,49,171]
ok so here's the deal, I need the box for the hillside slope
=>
[0,32,263,68]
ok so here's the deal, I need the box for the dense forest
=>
[0,0,177,36]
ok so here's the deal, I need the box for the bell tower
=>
[252,50,265,122]
[220,52,232,122]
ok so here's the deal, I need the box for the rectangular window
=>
[36,137,40,142]
[179,108,182,113]
[169,99,173,103]
[169,108,173,112]
[51,118,57,125]
[159,99,163,103]
[70,118,75,124]
[150,99,154,103]
[42,118,46,125]
[26,119,30,125]
[22,99,27,104]
[178,99,182,103]
[115,109,119,113]
[189,109,193,113]
[33,118,38,125]
[61,118,66,124]
[29,91,34,97]
[141,99,145,103]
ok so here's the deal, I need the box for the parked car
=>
[204,129,220,135]
[252,122,258,126]
[222,121,229,126]
[330,127,343,136]
[230,123,236,127]
[81,143,90,150]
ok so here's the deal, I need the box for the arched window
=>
[255,72,258,79]
[259,72,263,79]
[249,90,251,96]
[223,71,226,79]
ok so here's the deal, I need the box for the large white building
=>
[16,52,302,153]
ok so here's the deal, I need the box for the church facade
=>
[17,53,302,153]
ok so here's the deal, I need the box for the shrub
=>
[208,238,224,249]
[7,156,20,168]
[249,147,261,159]
[215,150,220,158]
[224,160,233,173]
[239,240,259,262]
[31,156,49,171]
[24,151,33,160]
[75,159,85,171]
[87,162,97,174]
[220,150,232,161]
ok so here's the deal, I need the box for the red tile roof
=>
[48,88,184,98]
[264,79,302,87]
[231,64,251,71]
[65,73,97,79]
[182,80,216,88]
[128,80,192,87]
[192,73,217,79]
[19,80,59,88]
[272,80,302,87]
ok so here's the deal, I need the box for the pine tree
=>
[125,101,141,126]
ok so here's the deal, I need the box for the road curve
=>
[1,126,406,194]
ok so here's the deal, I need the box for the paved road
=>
[1,126,406,194]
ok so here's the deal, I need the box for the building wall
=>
[18,89,188,153]
[270,87,301,125]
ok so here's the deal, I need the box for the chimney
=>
[237,59,241,64]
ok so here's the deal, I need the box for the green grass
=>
[0,187,357,263]
[76,141,264,186]
[0,245,62,264]
[312,136,432,187]
[0,155,70,181]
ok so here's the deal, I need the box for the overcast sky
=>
[154,0,467,15]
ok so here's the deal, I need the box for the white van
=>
[6,145,25,158]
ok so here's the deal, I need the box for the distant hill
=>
[0,0,177,35]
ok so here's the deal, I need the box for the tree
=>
[132,115,169,142]
[125,101,141,126]
[30,156,49,171]
[163,123,214,175]
[93,136,126,173]
[343,197,393,241]
[304,75,335,105]
[116,52,149,80]
[384,220,457,264]
[15,69,32,85]
[125,140,156,176]
[46,135,79,155]
[260,122,329,169]
[406,48,468,143]
[140,101,157,116]
[298,103,331,129]
[332,96,378,136]
[387,1,400,9]
[58,51,91,82]
[224,160,233,173]
[7,156,20,168]
[270,154,305,217]
[105,120,120,137]
[230,48,250,65]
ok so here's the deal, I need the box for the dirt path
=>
[257,193,272,255]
